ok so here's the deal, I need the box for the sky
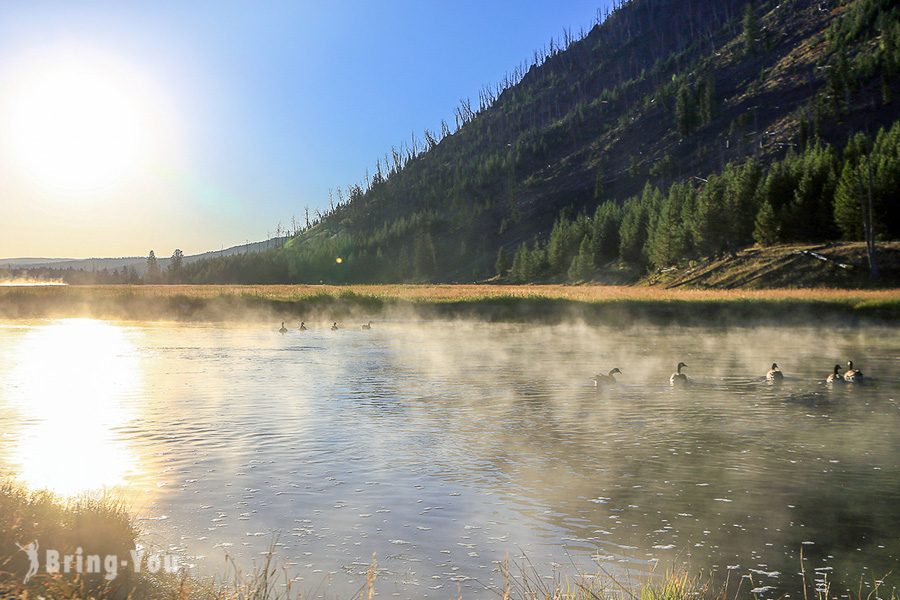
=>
[0,1,612,258]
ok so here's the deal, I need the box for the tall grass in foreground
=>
[0,483,895,600]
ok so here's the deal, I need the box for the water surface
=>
[0,318,898,598]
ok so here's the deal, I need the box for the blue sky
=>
[0,1,612,257]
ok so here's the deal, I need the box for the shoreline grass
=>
[0,484,896,600]
[1,284,899,324]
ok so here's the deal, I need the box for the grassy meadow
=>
[0,283,899,324]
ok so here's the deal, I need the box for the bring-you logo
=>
[16,540,180,584]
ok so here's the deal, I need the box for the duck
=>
[298,321,307,331]
[592,368,622,387]
[766,363,784,382]
[279,322,287,334]
[331,322,339,331]
[669,362,689,386]
[826,364,845,383]
[362,321,372,330]
[844,360,863,382]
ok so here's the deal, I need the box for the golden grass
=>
[0,284,898,323]
[3,283,899,303]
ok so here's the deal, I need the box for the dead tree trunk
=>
[864,161,878,280]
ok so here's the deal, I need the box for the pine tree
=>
[526,240,548,280]
[674,81,697,136]
[798,119,810,151]
[646,184,690,268]
[753,199,780,245]
[568,236,595,281]
[413,232,437,280]
[591,202,622,264]
[593,169,604,201]
[168,249,184,282]
[510,243,528,282]
[618,188,655,264]
[698,74,717,125]
[547,217,573,273]
[835,123,900,240]
[146,250,160,283]
[495,246,510,277]
[834,161,865,240]
[742,3,759,56]
[691,175,730,256]
[869,122,900,238]
[787,145,838,241]
[723,159,763,245]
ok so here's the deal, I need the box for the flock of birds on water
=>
[593,360,864,387]
[277,320,866,387]
[278,320,371,334]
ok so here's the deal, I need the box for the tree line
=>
[503,121,900,282]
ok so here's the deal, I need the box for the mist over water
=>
[0,318,898,598]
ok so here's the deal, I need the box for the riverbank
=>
[0,484,894,600]
[0,284,899,325]
[0,482,291,599]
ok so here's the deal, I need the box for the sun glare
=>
[6,319,142,497]
[1,49,171,192]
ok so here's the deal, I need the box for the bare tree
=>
[424,128,438,150]
[410,131,419,158]
[864,161,879,279]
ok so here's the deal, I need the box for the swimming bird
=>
[299,321,307,331]
[826,364,845,383]
[362,321,372,330]
[592,368,621,387]
[279,322,287,334]
[844,360,863,382]
[670,362,689,386]
[766,363,784,382]
[331,322,339,331]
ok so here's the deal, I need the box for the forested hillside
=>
[182,0,900,285]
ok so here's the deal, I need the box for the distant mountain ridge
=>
[0,236,291,275]
[0,258,76,266]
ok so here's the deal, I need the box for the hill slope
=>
[642,242,900,288]
[185,0,900,285]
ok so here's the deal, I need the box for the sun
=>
[4,53,155,191]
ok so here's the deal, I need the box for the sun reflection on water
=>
[5,319,142,497]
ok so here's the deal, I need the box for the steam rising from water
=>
[0,278,66,286]
[0,318,897,598]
